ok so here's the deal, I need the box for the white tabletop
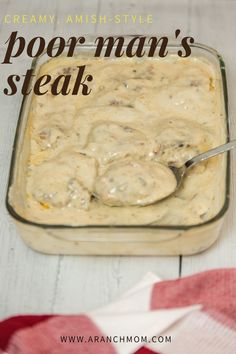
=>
[0,0,236,319]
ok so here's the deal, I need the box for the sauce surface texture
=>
[26,55,226,226]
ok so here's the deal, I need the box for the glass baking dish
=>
[5,39,230,255]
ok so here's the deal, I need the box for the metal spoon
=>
[94,140,235,207]
[169,139,236,195]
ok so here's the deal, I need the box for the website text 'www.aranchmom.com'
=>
[60,334,172,344]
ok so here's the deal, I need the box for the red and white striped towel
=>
[0,269,236,354]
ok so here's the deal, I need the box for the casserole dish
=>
[6,39,230,255]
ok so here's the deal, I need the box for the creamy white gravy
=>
[25,55,226,225]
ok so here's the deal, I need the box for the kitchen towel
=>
[0,268,235,354]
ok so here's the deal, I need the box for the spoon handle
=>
[185,139,236,169]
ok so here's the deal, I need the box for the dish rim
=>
[5,41,230,231]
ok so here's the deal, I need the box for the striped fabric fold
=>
[0,269,235,354]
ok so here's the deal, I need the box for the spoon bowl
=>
[168,165,187,190]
